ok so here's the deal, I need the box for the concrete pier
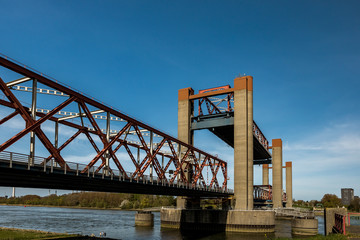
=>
[161,208,275,232]
[272,139,283,208]
[135,211,154,227]
[285,161,292,208]
[291,218,318,236]
[324,208,347,235]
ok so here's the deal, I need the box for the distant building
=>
[341,188,354,205]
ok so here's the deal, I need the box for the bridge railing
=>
[334,213,346,235]
[0,150,232,194]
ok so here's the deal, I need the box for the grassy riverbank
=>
[0,227,78,239]
[0,227,117,240]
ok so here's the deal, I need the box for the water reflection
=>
[0,205,327,240]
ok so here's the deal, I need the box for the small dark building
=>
[341,188,354,205]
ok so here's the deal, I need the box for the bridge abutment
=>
[161,208,275,232]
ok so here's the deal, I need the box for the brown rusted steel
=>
[0,54,227,191]
[82,131,107,169]
[192,156,209,187]
[82,122,132,173]
[221,163,227,190]
[0,77,70,169]
[169,148,191,184]
[253,121,269,150]
[191,152,207,187]
[0,110,18,125]
[253,185,272,200]
[194,85,269,152]
[209,160,220,188]
[43,129,83,163]
[0,95,75,152]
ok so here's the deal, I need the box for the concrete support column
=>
[234,76,253,210]
[286,161,292,208]
[272,139,283,208]
[262,164,269,185]
[247,79,254,209]
[177,87,194,208]
[178,87,194,146]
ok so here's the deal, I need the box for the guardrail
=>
[0,151,233,194]
[334,213,346,234]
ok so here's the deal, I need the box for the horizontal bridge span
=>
[0,152,232,197]
[0,53,228,192]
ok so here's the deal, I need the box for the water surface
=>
[0,205,326,239]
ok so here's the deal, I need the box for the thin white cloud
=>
[284,120,360,200]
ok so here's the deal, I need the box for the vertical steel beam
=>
[177,144,181,182]
[29,79,37,166]
[149,131,153,181]
[55,121,59,149]
[161,154,164,169]
[78,103,84,127]
[137,147,140,165]
[54,121,59,167]
[105,112,110,176]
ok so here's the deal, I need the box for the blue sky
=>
[0,0,359,201]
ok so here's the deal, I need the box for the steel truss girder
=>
[0,55,228,191]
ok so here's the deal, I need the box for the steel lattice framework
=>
[191,85,269,150]
[0,54,227,191]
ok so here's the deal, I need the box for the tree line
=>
[0,192,176,209]
[294,193,360,212]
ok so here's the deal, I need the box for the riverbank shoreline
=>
[0,203,163,212]
[0,227,117,239]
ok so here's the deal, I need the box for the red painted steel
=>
[194,86,269,151]
[253,185,272,200]
[334,213,346,235]
[0,54,227,191]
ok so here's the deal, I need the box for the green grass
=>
[0,228,79,240]
[269,234,349,240]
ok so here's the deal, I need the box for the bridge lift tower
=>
[178,76,292,209]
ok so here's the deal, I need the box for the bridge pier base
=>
[161,208,275,232]
[291,218,318,236]
[135,211,154,227]
[176,196,201,209]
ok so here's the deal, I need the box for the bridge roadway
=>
[0,151,231,198]
[192,112,271,164]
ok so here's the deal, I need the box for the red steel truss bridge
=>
[0,54,231,197]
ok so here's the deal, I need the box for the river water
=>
[0,205,329,239]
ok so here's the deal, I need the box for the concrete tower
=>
[272,139,283,208]
[234,76,254,210]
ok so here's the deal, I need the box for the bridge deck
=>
[191,113,272,162]
[0,158,232,198]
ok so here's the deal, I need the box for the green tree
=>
[348,197,360,212]
[321,194,342,208]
